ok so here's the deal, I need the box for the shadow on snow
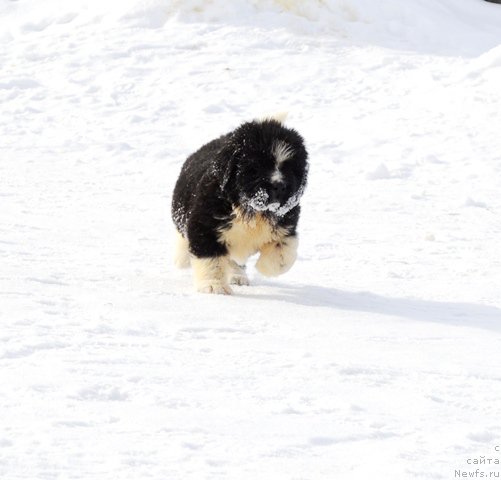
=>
[245,282,501,332]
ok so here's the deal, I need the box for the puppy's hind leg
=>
[174,231,191,269]
[228,260,250,286]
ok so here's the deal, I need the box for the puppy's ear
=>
[257,111,288,124]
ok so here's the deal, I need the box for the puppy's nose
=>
[269,182,286,203]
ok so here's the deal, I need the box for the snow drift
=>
[3,0,501,55]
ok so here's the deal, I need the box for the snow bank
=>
[466,44,501,77]
[3,0,501,55]
[153,0,501,55]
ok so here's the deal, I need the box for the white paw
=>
[191,256,231,294]
[255,237,298,277]
[228,260,250,286]
[229,272,250,286]
[198,282,233,295]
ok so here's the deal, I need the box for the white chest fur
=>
[218,209,287,264]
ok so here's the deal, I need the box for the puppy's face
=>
[226,121,308,217]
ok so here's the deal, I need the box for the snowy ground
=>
[1,0,501,478]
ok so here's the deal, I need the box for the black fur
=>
[172,119,308,260]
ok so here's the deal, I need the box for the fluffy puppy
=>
[171,116,308,294]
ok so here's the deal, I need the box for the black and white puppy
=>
[171,115,308,294]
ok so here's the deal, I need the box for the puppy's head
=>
[221,119,308,217]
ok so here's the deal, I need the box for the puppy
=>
[171,115,308,294]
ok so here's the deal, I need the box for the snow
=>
[243,184,305,216]
[1,0,501,478]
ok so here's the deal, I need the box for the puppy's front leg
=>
[191,256,232,295]
[256,235,298,277]
[187,211,233,294]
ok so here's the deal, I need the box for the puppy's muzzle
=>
[268,182,287,205]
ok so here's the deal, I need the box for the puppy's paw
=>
[229,272,250,286]
[228,260,250,286]
[191,256,232,294]
[198,282,233,295]
[256,237,298,277]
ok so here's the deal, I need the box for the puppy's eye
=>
[283,163,302,179]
